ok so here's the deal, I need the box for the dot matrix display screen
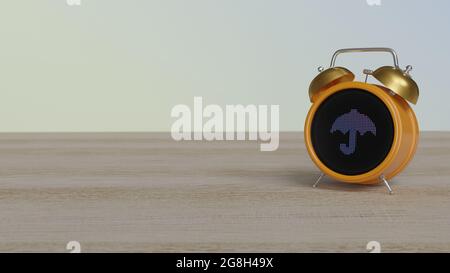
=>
[311,89,394,176]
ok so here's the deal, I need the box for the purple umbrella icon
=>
[330,109,377,155]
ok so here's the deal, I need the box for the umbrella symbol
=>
[330,109,376,155]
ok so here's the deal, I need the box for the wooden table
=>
[0,132,449,253]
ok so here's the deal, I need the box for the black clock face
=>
[310,89,394,176]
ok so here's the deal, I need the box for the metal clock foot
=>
[380,175,393,195]
[313,173,325,188]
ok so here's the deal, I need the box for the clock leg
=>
[380,175,394,195]
[313,173,325,188]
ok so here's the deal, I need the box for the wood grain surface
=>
[0,132,449,253]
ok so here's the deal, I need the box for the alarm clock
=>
[304,48,419,194]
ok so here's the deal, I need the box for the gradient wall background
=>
[0,0,448,132]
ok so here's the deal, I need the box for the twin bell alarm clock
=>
[304,48,420,194]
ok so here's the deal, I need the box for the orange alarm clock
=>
[304,48,419,194]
